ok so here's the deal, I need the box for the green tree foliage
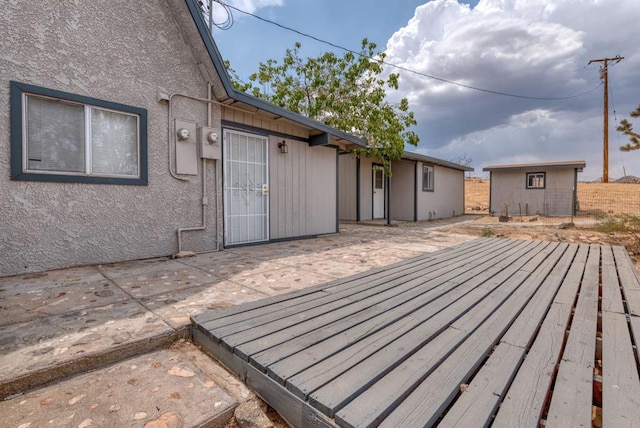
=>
[618,105,640,151]
[225,39,419,174]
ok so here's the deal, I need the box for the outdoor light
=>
[278,140,288,154]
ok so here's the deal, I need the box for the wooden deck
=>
[191,238,640,427]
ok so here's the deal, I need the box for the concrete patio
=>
[0,219,476,427]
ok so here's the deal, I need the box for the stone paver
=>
[0,219,476,426]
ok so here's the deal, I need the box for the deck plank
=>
[601,311,640,427]
[201,239,510,342]
[243,240,531,369]
[613,245,640,317]
[263,240,537,389]
[545,244,600,428]
[601,248,640,427]
[281,241,545,409]
[191,239,638,428]
[336,242,566,427]
[602,245,625,314]
[194,237,492,326]
[437,243,579,427]
[491,243,589,428]
[225,239,514,357]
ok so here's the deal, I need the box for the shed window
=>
[11,81,147,185]
[526,172,545,189]
[422,164,434,191]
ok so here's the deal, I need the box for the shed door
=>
[223,130,269,245]
[373,166,385,219]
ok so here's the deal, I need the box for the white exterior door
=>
[223,130,269,245]
[373,166,385,219]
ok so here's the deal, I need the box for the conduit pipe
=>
[166,85,257,253]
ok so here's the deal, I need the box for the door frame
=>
[222,128,270,247]
[372,164,386,219]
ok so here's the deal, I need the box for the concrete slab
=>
[140,280,268,330]
[0,301,176,399]
[227,267,335,295]
[0,342,237,428]
[102,261,222,299]
[0,266,126,325]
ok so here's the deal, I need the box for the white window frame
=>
[422,164,434,192]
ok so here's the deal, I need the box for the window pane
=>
[26,95,85,172]
[375,169,383,189]
[423,165,434,190]
[91,108,138,176]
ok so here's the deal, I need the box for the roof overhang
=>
[483,160,587,172]
[184,0,367,149]
[401,151,474,172]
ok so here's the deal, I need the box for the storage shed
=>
[483,160,586,217]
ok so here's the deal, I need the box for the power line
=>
[215,1,603,101]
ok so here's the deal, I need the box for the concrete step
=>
[0,342,238,427]
[0,300,186,400]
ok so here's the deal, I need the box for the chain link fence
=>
[471,184,640,227]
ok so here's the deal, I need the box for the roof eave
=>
[183,0,367,148]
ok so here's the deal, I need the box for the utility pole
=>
[588,55,623,183]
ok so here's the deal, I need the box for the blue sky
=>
[211,0,640,181]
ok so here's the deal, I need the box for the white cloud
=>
[209,0,283,23]
[386,0,640,180]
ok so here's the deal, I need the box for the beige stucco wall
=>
[416,163,465,220]
[489,168,576,216]
[389,159,416,221]
[0,0,228,276]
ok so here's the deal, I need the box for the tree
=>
[448,153,473,178]
[226,39,419,174]
[618,105,640,151]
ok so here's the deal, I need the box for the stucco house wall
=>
[485,162,585,217]
[0,0,226,277]
[1,0,365,277]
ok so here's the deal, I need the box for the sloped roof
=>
[483,160,586,172]
[402,151,474,172]
[184,0,367,148]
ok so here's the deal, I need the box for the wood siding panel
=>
[416,164,465,220]
[339,154,358,221]
[389,159,415,221]
[305,146,337,235]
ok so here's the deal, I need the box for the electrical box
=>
[198,126,221,160]
[175,119,198,175]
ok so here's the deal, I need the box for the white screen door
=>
[373,166,385,219]
[223,130,269,245]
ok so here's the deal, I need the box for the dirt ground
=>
[448,178,640,274]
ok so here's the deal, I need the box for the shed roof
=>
[483,160,586,172]
[184,0,367,149]
[402,151,474,172]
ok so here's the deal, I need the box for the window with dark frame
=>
[10,81,147,185]
[422,164,434,191]
[526,172,545,189]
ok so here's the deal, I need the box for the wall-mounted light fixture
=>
[278,140,288,154]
